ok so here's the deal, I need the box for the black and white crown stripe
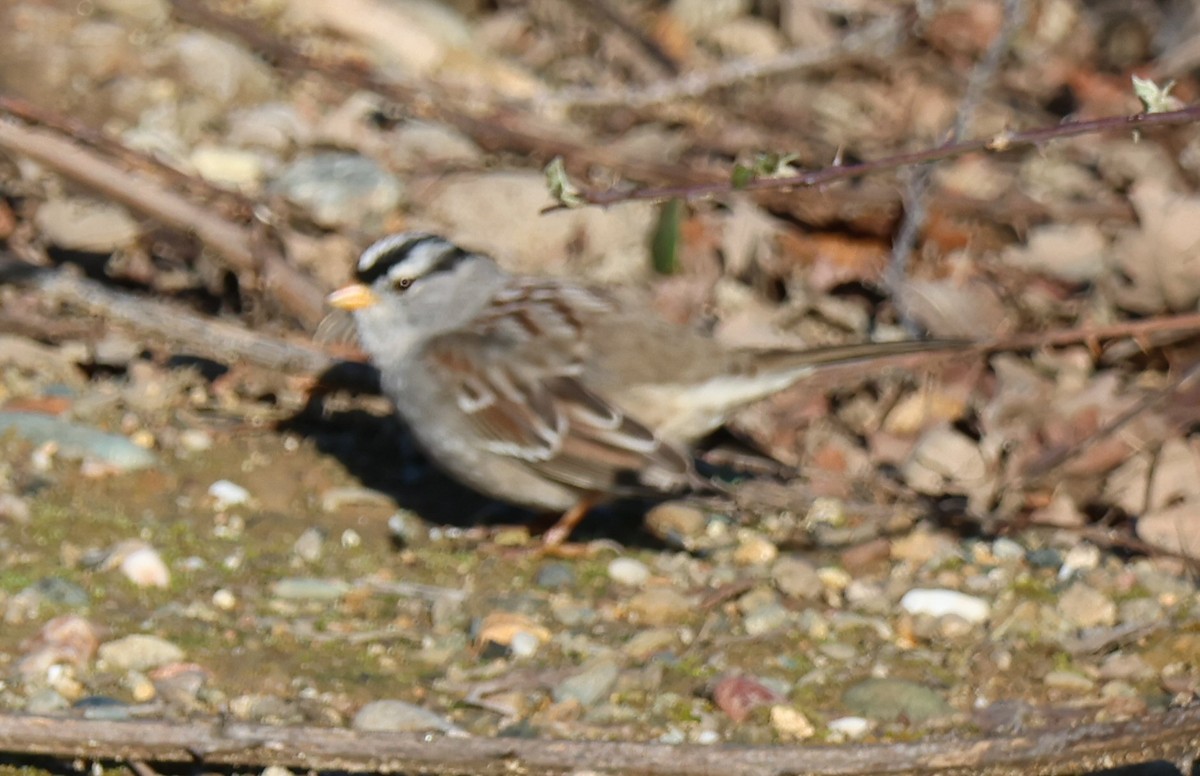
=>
[355,233,470,286]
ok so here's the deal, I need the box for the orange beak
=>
[326,284,379,311]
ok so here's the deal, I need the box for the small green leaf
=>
[731,164,755,189]
[1132,75,1180,114]
[651,198,683,275]
[543,156,586,208]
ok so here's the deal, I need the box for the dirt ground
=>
[0,0,1198,771]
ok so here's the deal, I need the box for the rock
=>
[226,103,312,152]
[34,198,139,252]
[270,152,403,229]
[772,556,823,600]
[229,693,304,725]
[627,588,695,626]
[770,705,815,740]
[644,501,708,545]
[733,532,779,566]
[16,615,102,678]
[189,145,266,189]
[0,412,157,471]
[25,688,70,714]
[1057,582,1117,629]
[622,628,676,661]
[387,511,430,546]
[842,678,953,723]
[208,480,251,510]
[827,716,872,738]
[475,612,551,652]
[899,589,990,624]
[388,121,482,168]
[423,171,657,283]
[553,659,620,706]
[711,673,781,723]
[98,634,184,672]
[1043,670,1095,692]
[352,699,466,735]
[270,578,350,601]
[292,528,325,563]
[113,542,171,588]
[608,557,651,588]
[168,31,276,108]
[535,562,575,590]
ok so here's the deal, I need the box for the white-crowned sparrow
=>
[328,232,963,543]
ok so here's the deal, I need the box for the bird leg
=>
[542,495,600,546]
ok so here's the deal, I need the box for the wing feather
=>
[422,279,694,495]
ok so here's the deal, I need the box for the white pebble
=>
[899,588,990,624]
[608,557,651,587]
[208,480,250,510]
[212,588,237,610]
[827,716,871,738]
[509,630,541,658]
[119,545,170,588]
[1059,543,1101,581]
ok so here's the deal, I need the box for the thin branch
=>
[559,103,1200,209]
[0,114,327,328]
[888,0,1028,332]
[554,0,680,76]
[32,269,335,375]
[533,13,905,111]
[0,705,1195,776]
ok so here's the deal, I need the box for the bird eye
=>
[395,277,413,290]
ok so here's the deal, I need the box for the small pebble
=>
[352,699,466,735]
[1057,583,1117,629]
[292,528,325,563]
[1059,543,1101,580]
[827,716,872,738]
[98,634,185,672]
[388,510,430,545]
[211,589,237,611]
[321,486,393,512]
[116,543,170,588]
[899,588,990,624]
[553,659,619,706]
[733,532,778,566]
[644,501,707,542]
[623,628,676,661]
[208,480,250,510]
[271,578,350,601]
[770,705,815,740]
[1043,670,1095,692]
[608,557,651,587]
[178,429,213,452]
[627,588,694,626]
[772,557,822,600]
[535,562,575,590]
[509,630,541,658]
[842,678,953,723]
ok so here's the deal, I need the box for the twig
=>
[0,114,327,328]
[534,13,905,110]
[554,0,679,76]
[888,0,1028,332]
[32,269,335,375]
[559,103,1200,209]
[0,704,1194,776]
[1019,359,1200,484]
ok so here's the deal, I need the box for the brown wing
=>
[421,279,694,496]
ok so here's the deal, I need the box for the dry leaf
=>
[1111,180,1200,312]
